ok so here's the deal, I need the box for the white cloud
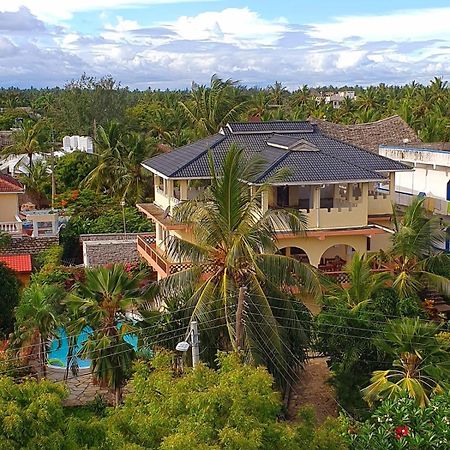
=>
[1,6,450,88]
[308,7,450,42]
[167,8,288,46]
[0,0,216,22]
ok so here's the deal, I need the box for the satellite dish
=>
[176,341,190,352]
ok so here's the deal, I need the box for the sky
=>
[1,0,450,89]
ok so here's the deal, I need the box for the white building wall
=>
[380,146,450,201]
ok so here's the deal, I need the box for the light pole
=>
[120,200,127,235]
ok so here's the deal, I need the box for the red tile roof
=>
[0,254,32,272]
[0,174,24,193]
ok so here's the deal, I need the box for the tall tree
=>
[67,265,152,405]
[2,119,48,168]
[15,284,63,378]
[379,197,450,298]
[162,145,321,390]
[179,75,247,136]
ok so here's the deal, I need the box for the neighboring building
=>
[80,233,140,267]
[0,254,32,284]
[310,115,421,153]
[379,144,450,250]
[0,173,24,235]
[136,121,409,279]
[316,91,356,109]
[62,136,94,153]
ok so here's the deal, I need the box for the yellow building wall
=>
[276,234,367,267]
[0,193,19,222]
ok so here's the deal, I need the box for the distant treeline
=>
[1,74,450,143]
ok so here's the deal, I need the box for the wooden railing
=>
[137,234,216,276]
[137,234,170,274]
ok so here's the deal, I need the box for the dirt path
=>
[288,357,338,424]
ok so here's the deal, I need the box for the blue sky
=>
[1,0,450,88]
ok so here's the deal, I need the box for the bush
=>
[106,352,349,449]
[0,377,68,449]
[348,393,450,449]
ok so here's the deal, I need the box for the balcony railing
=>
[0,218,22,234]
[137,234,215,277]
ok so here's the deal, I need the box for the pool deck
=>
[47,366,113,406]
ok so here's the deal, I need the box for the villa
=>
[136,121,410,279]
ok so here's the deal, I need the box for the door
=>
[277,186,289,207]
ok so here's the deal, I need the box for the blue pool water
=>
[48,326,138,369]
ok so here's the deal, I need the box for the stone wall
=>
[0,236,59,256]
[80,233,140,267]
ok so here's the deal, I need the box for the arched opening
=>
[277,246,310,264]
[447,180,450,201]
[319,244,356,272]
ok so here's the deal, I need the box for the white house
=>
[379,144,450,250]
[62,135,94,153]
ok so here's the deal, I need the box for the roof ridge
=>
[253,141,299,183]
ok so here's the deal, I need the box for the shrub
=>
[348,393,450,449]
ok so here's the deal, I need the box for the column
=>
[32,220,38,238]
[347,183,353,202]
[51,215,58,235]
[389,172,395,200]
[361,183,369,225]
[312,186,321,228]
[261,188,269,214]
[180,180,188,200]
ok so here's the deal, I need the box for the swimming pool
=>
[48,326,138,369]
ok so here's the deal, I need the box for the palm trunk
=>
[28,152,33,169]
[114,386,122,407]
[41,338,47,378]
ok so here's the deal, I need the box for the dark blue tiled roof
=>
[227,121,314,134]
[143,121,410,183]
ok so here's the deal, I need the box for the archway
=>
[447,180,450,201]
[277,246,310,264]
[319,244,356,271]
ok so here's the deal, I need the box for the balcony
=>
[137,234,216,278]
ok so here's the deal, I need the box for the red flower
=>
[394,425,409,440]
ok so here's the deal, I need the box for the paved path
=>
[47,366,112,406]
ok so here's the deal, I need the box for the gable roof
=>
[0,174,24,193]
[142,121,410,185]
[0,254,32,273]
[310,115,421,153]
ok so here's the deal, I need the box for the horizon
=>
[1,1,450,89]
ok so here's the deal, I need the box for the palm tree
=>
[18,160,50,208]
[67,265,151,406]
[378,197,450,299]
[162,145,321,390]
[2,119,48,168]
[362,318,450,407]
[15,284,63,378]
[83,121,123,194]
[111,132,159,203]
[324,253,391,312]
[179,75,247,136]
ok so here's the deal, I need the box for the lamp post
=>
[120,200,127,235]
